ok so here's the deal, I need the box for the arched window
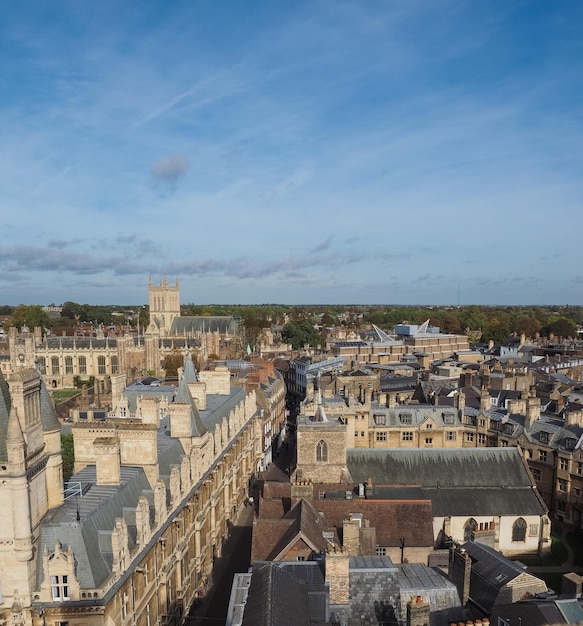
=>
[512,517,527,542]
[78,356,87,374]
[463,518,477,542]
[316,440,328,463]
[51,357,60,376]
[111,356,119,375]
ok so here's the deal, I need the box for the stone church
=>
[3,278,241,386]
[295,403,551,558]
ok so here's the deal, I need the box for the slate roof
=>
[523,417,583,451]
[490,602,565,626]
[174,357,207,437]
[367,403,461,427]
[170,316,238,336]
[0,369,60,461]
[241,561,326,626]
[461,540,547,613]
[123,382,175,414]
[346,447,547,517]
[37,465,152,589]
[40,375,64,431]
[398,562,469,626]
[37,337,118,349]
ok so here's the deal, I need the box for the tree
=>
[162,352,184,378]
[61,434,75,480]
[281,320,320,349]
[544,317,577,339]
[6,304,50,331]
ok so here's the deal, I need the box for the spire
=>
[313,377,328,422]
[181,350,199,383]
[38,372,61,432]
[174,363,207,437]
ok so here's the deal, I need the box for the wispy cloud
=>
[0,1,581,304]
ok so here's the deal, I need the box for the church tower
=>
[147,276,181,336]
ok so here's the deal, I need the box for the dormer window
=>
[540,432,550,444]
[51,575,70,601]
[399,413,412,425]
[443,413,455,425]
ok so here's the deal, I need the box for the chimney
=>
[94,436,121,486]
[326,549,350,605]
[342,518,360,555]
[525,393,541,429]
[565,409,583,429]
[562,572,583,598]
[407,595,430,626]
[480,386,490,413]
[448,546,471,605]
[455,391,466,412]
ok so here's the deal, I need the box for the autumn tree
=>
[162,352,184,378]
[7,304,50,332]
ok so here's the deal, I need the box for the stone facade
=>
[0,354,262,626]
[295,418,348,483]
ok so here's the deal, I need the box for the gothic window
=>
[37,357,46,374]
[78,356,87,374]
[98,356,106,375]
[65,356,73,375]
[51,357,60,376]
[463,518,477,542]
[316,440,328,463]
[51,575,70,601]
[111,356,119,375]
[512,518,527,542]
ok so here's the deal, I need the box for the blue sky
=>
[1,1,582,306]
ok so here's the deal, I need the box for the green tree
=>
[7,304,50,331]
[281,320,320,349]
[61,434,75,481]
[545,317,577,339]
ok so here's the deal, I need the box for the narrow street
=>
[187,504,254,626]
[187,433,295,625]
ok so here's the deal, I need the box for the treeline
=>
[1,302,149,332]
[2,302,581,346]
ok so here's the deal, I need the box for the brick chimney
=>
[342,518,360,556]
[326,549,350,606]
[407,595,430,626]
